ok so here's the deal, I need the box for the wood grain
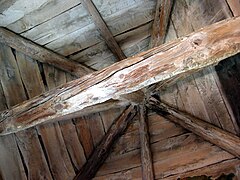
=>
[81,0,126,60]
[74,105,137,180]
[149,0,173,47]
[139,105,154,180]
[0,27,94,77]
[1,16,240,134]
[149,97,240,158]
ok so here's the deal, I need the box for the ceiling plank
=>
[226,0,240,16]
[0,16,240,135]
[148,97,240,158]
[80,0,126,60]
[74,105,136,180]
[139,105,154,180]
[0,27,94,77]
[149,0,173,48]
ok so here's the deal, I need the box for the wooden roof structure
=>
[0,0,240,179]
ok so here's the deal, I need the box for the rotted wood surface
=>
[1,17,240,134]
[80,0,126,60]
[148,97,240,158]
[0,27,94,77]
[139,105,154,180]
[74,105,137,180]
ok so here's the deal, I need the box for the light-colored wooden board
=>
[7,0,81,33]
[44,1,155,56]
[0,0,49,27]
[71,22,152,70]
[21,0,151,46]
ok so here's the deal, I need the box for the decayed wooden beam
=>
[139,105,154,180]
[80,0,126,60]
[0,17,240,135]
[148,97,240,158]
[0,27,94,77]
[149,0,174,47]
[74,105,136,180]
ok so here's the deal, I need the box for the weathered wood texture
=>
[0,27,94,77]
[1,17,240,134]
[74,105,137,180]
[0,44,51,179]
[148,97,240,158]
[81,0,126,60]
[226,0,240,16]
[215,54,240,133]
[94,113,240,179]
[139,105,154,180]
[149,0,173,47]
[158,0,239,135]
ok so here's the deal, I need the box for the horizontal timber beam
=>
[0,27,94,77]
[74,105,137,180]
[0,16,240,135]
[148,97,240,158]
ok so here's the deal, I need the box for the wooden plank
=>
[149,97,240,158]
[149,0,173,47]
[138,105,154,180]
[15,52,76,179]
[21,0,147,46]
[71,22,152,70]
[215,55,240,134]
[0,0,49,27]
[226,0,240,16]
[81,0,126,60]
[7,0,81,33]
[0,44,49,180]
[74,105,137,180]
[44,1,155,56]
[74,116,95,159]
[1,16,240,134]
[15,51,53,179]
[0,27,94,77]
[43,65,87,171]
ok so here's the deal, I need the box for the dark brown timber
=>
[80,0,126,60]
[148,97,240,158]
[149,0,174,47]
[139,105,154,180]
[74,105,137,180]
[0,27,94,77]
[0,17,240,135]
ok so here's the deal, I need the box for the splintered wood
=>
[0,17,240,134]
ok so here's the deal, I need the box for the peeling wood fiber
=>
[0,17,240,135]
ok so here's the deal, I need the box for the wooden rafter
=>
[80,0,126,60]
[149,0,173,48]
[0,17,240,135]
[148,97,240,158]
[139,105,154,180]
[74,105,137,180]
[0,28,94,77]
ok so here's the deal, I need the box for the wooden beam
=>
[0,27,94,77]
[74,105,136,180]
[80,0,126,60]
[148,97,240,158]
[0,16,240,135]
[149,0,174,48]
[139,105,154,180]
[226,0,240,16]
